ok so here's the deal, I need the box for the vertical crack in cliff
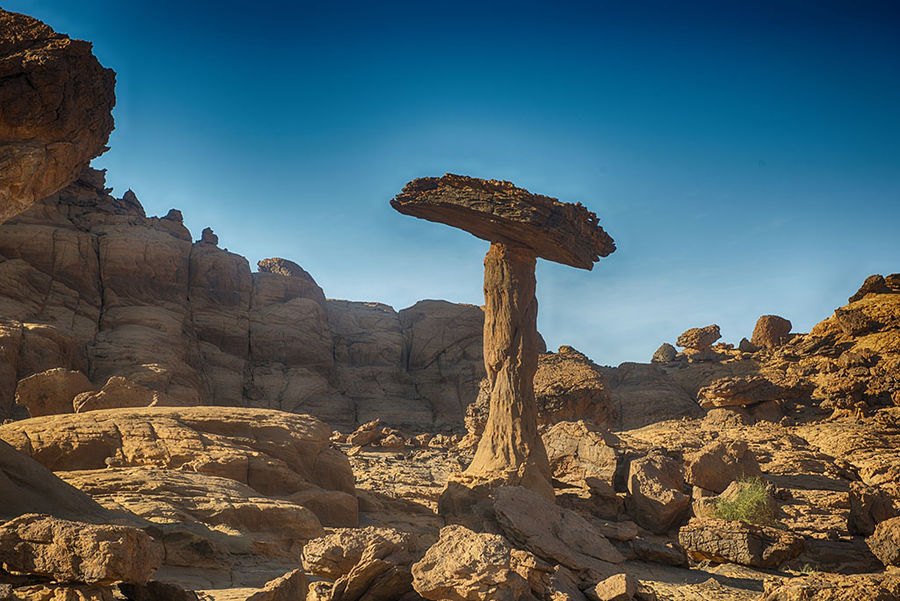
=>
[88,231,105,382]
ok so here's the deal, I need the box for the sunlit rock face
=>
[0,9,115,224]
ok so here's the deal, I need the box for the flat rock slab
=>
[391,174,615,269]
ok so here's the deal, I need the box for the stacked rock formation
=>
[0,9,115,223]
[392,174,615,501]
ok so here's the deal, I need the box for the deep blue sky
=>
[6,1,900,365]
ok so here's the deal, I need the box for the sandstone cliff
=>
[0,169,485,429]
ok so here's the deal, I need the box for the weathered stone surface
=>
[650,343,677,363]
[0,9,115,223]
[493,486,623,576]
[0,407,358,527]
[697,376,790,409]
[245,569,308,601]
[0,439,113,522]
[59,467,324,563]
[849,274,890,303]
[302,527,429,580]
[411,525,538,601]
[751,315,792,349]
[72,376,165,413]
[762,572,900,601]
[0,171,488,429]
[586,574,637,601]
[391,174,615,270]
[4,583,117,601]
[683,440,762,493]
[543,420,619,490]
[466,348,615,444]
[867,515,900,566]
[399,299,485,426]
[678,518,804,568]
[626,452,690,534]
[676,325,721,350]
[0,513,162,584]
[463,242,554,499]
[14,368,92,416]
[598,363,706,430]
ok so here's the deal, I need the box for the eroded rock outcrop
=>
[0,9,115,223]
[0,513,162,584]
[0,407,358,527]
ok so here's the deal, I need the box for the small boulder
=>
[347,419,384,447]
[0,513,163,584]
[750,315,792,349]
[675,325,721,351]
[678,517,803,569]
[411,525,538,601]
[587,574,637,601]
[302,526,429,580]
[14,369,93,417]
[683,440,763,494]
[245,569,308,601]
[651,343,677,363]
[867,515,900,567]
[626,452,690,534]
[737,338,757,353]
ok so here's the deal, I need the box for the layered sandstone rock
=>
[625,452,690,534]
[0,407,358,527]
[411,525,539,601]
[0,9,115,223]
[683,440,763,493]
[0,513,162,584]
[678,517,804,569]
[14,368,92,416]
[0,171,485,427]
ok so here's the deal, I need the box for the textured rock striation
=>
[0,9,115,223]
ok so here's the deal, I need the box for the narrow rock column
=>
[465,242,554,500]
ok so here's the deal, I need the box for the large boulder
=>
[542,420,619,491]
[750,315,792,349]
[493,486,624,577]
[0,513,162,584]
[678,517,804,569]
[683,440,763,494]
[867,515,900,567]
[411,525,539,601]
[0,9,115,223]
[302,526,430,581]
[676,324,721,350]
[14,368,92,416]
[0,406,358,527]
[697,375,794,409]
[626,452,690,534]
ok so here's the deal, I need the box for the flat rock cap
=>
[391,174,615,270]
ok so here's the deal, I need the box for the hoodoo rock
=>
[392,174,615,503]
[0,9,116,223]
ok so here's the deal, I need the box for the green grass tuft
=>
[713,476,776,526]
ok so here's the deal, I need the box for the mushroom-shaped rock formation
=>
[391,174,615,503]
[0,9,116,223]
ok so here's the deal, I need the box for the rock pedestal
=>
[465,242,553,499]
[392,174,615,510]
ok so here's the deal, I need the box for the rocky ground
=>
[2,7,900,601]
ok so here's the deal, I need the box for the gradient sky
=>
[5,1,900,365]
